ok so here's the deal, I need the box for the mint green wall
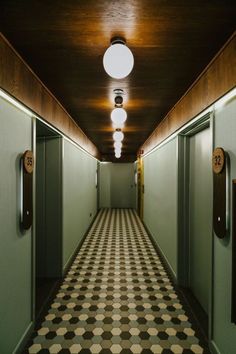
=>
[111,163,135,208]
[99,163,135,208]
[188,127,212,314]
[99,163,111,208]
[63,140,97,271]
[212,96,236,354]
[0,97,32,353]
[133,161,138,210]
[36,137,62,278]
[143,138,178,277]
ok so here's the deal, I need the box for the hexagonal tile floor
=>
[24,209,210,354]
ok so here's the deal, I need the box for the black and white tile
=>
[25,209,209,354]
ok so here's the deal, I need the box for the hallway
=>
[25,209,208,354]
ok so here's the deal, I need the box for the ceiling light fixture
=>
[113,129,124,142]
[111,108,127,128]
[103,37,134,79]
[115,151,121,158]
[115,146,121,153]
[114,141,122,149]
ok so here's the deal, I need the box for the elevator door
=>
[189,127,212,314]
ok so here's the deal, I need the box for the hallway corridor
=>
[26,209,208,354]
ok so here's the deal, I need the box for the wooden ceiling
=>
[1,1,235,161]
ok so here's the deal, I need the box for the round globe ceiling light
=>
[115,151,121,158]
[103,39,134,79]
[114,141,122,149]
[113,130,124,142]
[114,146,121,154]
[111,108,127,128]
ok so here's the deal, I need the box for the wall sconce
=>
[103,37,134,79]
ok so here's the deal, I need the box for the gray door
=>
[111,163,134,208]
[189,127,212,314]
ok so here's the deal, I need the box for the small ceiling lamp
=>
[113,129,124,142]
[111,108,127,128]
[114,141,122,149]
[113,89,124,108]
[103,37,134,79]
[114,146,121,154]
[115,151,121,158]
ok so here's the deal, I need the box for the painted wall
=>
[99,163,135,208]
[143,138,178,277]
[36,137,62,278]
[99,163,111,208]
[212,96,236,354]
[63,140,98,271]
[133,161,138,210]
[0,97,32,353]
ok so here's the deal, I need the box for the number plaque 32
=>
[212,147,228,239]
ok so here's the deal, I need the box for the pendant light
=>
[111,108,127,128]
[114,141,122,149]
[113,130,124,142]
[103,37,134,79]
[115,151,121,158]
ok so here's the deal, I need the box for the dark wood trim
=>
[0,33,100,159]
[141,32,236,155]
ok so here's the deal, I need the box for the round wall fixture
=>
[103,38,134,79]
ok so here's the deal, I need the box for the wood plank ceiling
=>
[1,1,235,161]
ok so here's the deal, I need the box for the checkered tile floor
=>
[25,209,209,354]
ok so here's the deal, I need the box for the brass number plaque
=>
[21,150,34,230]
[212,147,225,174]
[213,147,228,239]
[23,150,34,174]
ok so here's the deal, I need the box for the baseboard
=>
[13,321,34,354]
[141,219,211,353]
[63,211,99,276]
[178,286,208,340]
[209,340,221,354]
[141,221,177,283]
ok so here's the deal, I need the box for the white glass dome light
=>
[115,151,121,159]
[114,141,122,149]
[111,108,127,128]
[103,38,134,79]
[113,130,124,142]
[115,146,121,154]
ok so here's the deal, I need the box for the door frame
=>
[177,112,214,339]
[137,156,144,219]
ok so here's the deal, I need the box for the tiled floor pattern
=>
[26,208,208,354]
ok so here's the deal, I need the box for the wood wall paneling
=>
[141,33,236,155]
[0,34,100,159]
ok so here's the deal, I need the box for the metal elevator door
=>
[188,127,212,314]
